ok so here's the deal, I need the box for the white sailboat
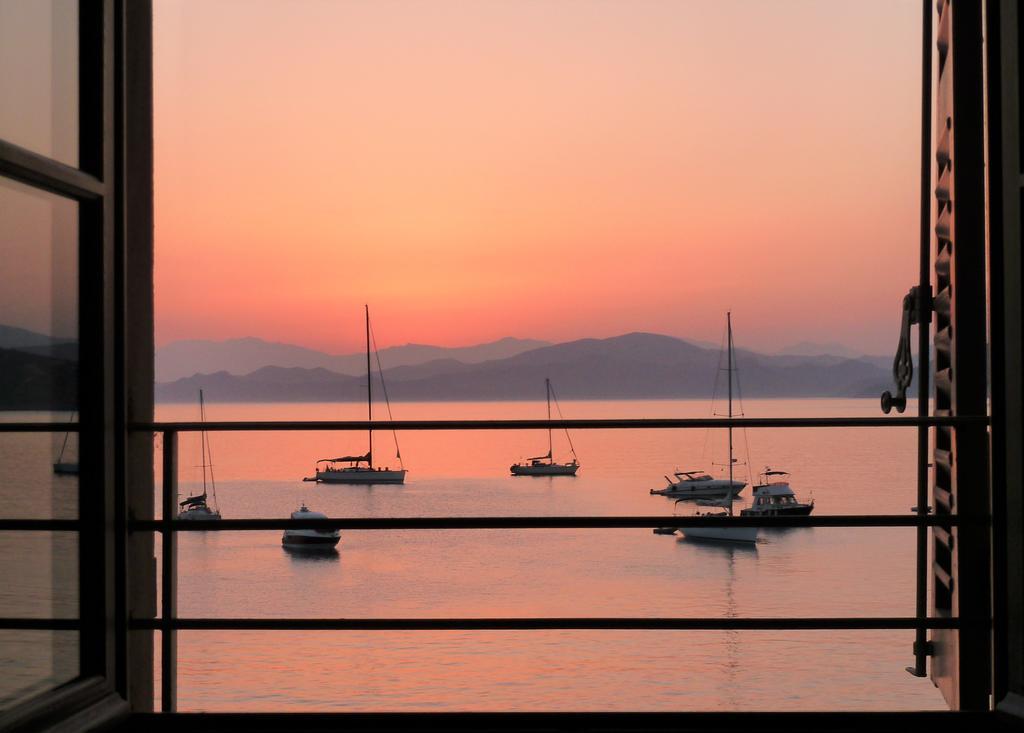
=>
[309,306,407,485]
[510,378,579,476]
[177,389,222,521]
[677,313,757,544]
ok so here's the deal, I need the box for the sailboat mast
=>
[199,389,208,496]
[365,304,373,468]
[546,377,553,459]
[727,313,734,515]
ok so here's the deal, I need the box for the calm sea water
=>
[1,398,947,711]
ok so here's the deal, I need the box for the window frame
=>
[0,0,153,729]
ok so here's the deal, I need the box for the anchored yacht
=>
[740,468,815,517]
[510,378,580,476]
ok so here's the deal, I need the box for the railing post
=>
[161,431,177,712]
[912,0,934,679]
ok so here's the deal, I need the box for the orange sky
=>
[154,0,923,355]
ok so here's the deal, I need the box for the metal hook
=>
[881,286,929,414]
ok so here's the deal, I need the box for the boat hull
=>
[740,504,814,517]
[177,507,221,521]
[510,463,579,476]
[282,531,340,547]
[316,468,407,484]
[650,480,745,499]
[680,525,758,543]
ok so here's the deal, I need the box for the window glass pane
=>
[0,532,78,710]
[0,178,78,518]
[0,178,79,709]
[0,0,78,166]
[0,532,77,619]
[0,631,78,711]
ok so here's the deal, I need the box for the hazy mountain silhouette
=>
[0,347,77,410]
[0,324,77,360]
[156,335,550,381]
[777,340,864,358]
[155,332,895,403]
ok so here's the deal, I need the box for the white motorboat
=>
[511,378,580,476]
[282,504,340,547]
[177,390,222,521]
[740,468,815,517]
[650,471,745,498]
[308,305,407,485]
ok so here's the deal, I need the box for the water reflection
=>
[283,545,340,563]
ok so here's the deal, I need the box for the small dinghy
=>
[282,504,340,548]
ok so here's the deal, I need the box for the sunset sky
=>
[154,0,923,356]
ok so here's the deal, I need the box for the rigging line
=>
[57,410,75,462]
[548,382,578,460]
[368,317,403,469]
[731,333,753,485]
[201,390,217,506]
[702,323,728,466]
[198,391,208,496]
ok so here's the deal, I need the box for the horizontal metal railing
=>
[127,515,969,531]
[131,617,965,631]
[128,415,986,431]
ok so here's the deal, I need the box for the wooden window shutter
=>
[930,0,992,711]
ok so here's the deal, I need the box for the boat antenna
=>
[548,380,578,461]
[365,304,373,468]
[368,309,403,469]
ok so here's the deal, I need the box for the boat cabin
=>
[675,471,713,482]
[750,483,801,508]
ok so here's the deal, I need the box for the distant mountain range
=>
[155,332,898,403]
[0,324,900,409]
[155,336,550,382]
[0,326,77,410]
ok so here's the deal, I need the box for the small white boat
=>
[510,378,580,476]
[650,471,745,499]
[308,306,407,485]
[282,504,340,548]
[177,390,222,521]
[740,468,814,517]
[677,497,758,544]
